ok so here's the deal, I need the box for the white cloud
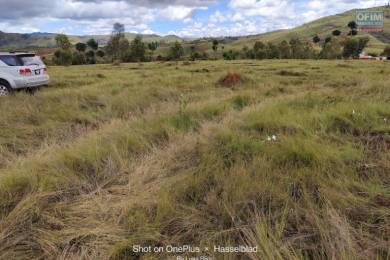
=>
[229,0,296,18]
[302,0,388,23]
[209,11,228,23]
[159,6,197,20]
[0,0,214,35]
[143,29,156,35]
[0,21,39,34]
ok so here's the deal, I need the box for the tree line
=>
[53,35,105,65]
[52,21,390,65]
[52,23,185,65]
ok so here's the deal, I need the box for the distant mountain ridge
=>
[28,32,55,36]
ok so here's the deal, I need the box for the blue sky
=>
[0,0,387,36]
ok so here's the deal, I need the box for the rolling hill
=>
[162,6,390,56]
[229,6,390,53]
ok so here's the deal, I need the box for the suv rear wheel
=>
[0,81,11,96]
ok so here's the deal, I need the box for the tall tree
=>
[347,21,358,36]
[278,40,291,59]
[147,42,159,58]
[113,23,125,35]
[55,34,71,50]
[53,49,72,65]
[189,45,199,61]
[382,46,390,57]
[72,52,86,65]
[106,35,129,61]
[86,50,96,64]
[289,38,306,59]
[253,41,267,59]
[170,41,184,60]
[343,38,359,58]
[53,34,72,65]
[105,23,130,61]
[75,42,87,52]
[320,38,342,59]
[86,39,99,50]
[96,50,105,58]
[253,41,265,52]
[313,35,321,44]
[212,39,219,59]
[190,45,196,55]
[106,23,130,61]
[347,21,357,30]
[267,42,280,59]
[342,37,369,58]
[357,37,369,54]
[129,36,146,62]
[332,30,341,36]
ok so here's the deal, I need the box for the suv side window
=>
[0,55,23,66]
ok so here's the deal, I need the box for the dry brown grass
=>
[0,60,389,259]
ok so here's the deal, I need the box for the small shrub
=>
[96,73,106,79]
[217,72,246,88]
[271,138,320,168]
[52,49,73,66]
[278,70,306,77]
[327,115,354,134]
[192,68,209,73]
[112,60,121,66]
[168,113,199,132]
[199,102,227,119]
[72,52,86,65]
[231,95,250,110]
[336,63,352,68]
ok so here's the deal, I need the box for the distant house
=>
[358,52,376,60]
[356,52,388,61]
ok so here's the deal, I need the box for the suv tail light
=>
[43,67,48,73]
[19,68,32,76]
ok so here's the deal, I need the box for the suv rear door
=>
[17,54,46,77]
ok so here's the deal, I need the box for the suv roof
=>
[0,52,34,55]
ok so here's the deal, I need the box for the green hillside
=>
[231,6,390,53]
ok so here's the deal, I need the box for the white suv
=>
[0,52,49,96]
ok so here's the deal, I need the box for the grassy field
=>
[0,60,389,259]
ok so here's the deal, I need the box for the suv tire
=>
[0,81,11,97]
